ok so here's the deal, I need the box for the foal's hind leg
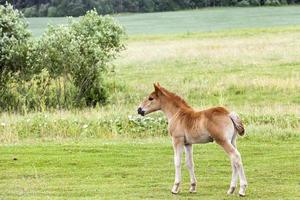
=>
[227,159,238,195]
[227,134,238,194]
[218,140,248,197]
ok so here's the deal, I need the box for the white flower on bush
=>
[127,115,166,126]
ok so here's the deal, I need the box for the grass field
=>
[1,6,300,199]
[27,6,300,37]
[1,138,299,199]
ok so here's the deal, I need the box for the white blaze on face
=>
[143,102,153,113]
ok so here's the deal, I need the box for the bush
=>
[0,3,31,94]
[237,0,250,6]
[30,10,125,107]
[6,67,81,112]
[0,5,125,112]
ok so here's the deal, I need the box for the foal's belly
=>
[185,131,214,144]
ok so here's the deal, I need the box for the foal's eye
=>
[148,97,154,101]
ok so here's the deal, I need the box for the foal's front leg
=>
[185,144,197,193]
[171,137,184,194]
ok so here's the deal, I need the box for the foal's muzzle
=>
[137,107,145,116]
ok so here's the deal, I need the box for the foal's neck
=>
[162,105,179,123]
[161,100,192,123]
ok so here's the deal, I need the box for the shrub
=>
[30,10,125,107]
[0,3,31,98]
[0,5,125,112]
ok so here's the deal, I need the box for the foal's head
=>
[137,83,165,116]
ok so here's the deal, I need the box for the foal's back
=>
[179,106,234,143]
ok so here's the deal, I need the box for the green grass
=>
[1,26,299,142]
[1,7,300,199]
[27,6,300,37]
[1,138,299,199]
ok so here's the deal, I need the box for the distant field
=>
[27,6,300,37]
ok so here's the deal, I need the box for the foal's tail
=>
[229,112,245,136]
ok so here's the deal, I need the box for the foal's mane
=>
[160,87,191,109]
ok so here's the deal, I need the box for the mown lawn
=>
[0,137,299,199]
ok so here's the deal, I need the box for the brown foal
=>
[137,83,247,197]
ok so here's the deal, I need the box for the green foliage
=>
[1,109,297,141]
[29,10,125,108]
[2,69,78,112]
[265,0,281,5]
[231,0,239,5]
[0,5,125,112]
[38,3,49,17]
[47,6,57,17]
[0,3,31,99]
[237,0,251,6]
[23,5,38,17]
[249,0,261,6]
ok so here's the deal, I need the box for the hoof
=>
[171,183,180,194]
[189,183,196,193]
[238,184,247,197]
[227,186,236,195]
[239,193,246,197]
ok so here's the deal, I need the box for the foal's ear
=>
[154,83,162,96]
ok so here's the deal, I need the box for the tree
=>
[0,3,31,87]
[38,3,49,16]
[29,10,125,106]
[47,6,57,17]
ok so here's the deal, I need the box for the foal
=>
[137,83,248,197]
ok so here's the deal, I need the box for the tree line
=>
[0,0,299,17]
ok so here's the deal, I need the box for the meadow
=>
[27,6,300,37]
[1,7,300,199]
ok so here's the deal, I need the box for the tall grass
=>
[1,26,299,143]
